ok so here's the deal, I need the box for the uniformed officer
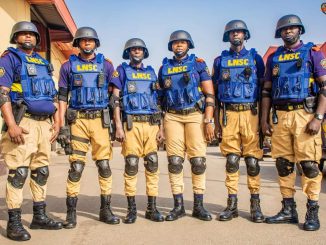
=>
[158,30,215,221]
[261,15,326,231]
[212,20,265,222]
[0,21,63,241]
[57,27,120,228]
[111,38,164,223]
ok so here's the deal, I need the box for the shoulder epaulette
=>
[1,50,9,58]
[105,58,113,64]
[196,57,205,63]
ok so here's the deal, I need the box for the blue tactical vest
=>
[8,47,57,115]
[271,42,315,103]
[122,63,159,115]
[69,53,108,110]
[161,54,204,110]
[218,48,258,103]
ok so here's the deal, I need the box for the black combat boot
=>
[99,195,120,224]
[219,196,238,221]
[165,194,186,221]
[303,200,320,231]
[265,199,298,224]
[250,198,264,223]
[7,209,31,241]
[192,194,212,221]
[145,196,164,222]
[30,202,63,230]
[63,196,78,229]
[124,196,137,224]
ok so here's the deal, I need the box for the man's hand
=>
[261,121,273,136]
[156,128,165,144]
[115,125,125,143]
[57,126,70,148]
[8,124,29,145]
[205,123,215,143]
[50,122,60,143]
[305,118,322,135]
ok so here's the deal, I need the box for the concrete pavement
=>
[0,146,326,245]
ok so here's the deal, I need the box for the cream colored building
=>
[0,0,77,175]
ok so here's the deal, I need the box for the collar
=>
[78,53,97,62]
[128,62,145,70]
[172,54,189,64]
[228,47,248,56]
[282,41,304,52]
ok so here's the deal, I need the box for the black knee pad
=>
[7,167,29,189]
[275,157,294,177]
[244,157,260,177]
[300,161,320,178]
[226,154,240,173]
[168,155,184,174]
[96,159,111,178]
[125,155,139,176]
[68,161,85,182]
[31,166,49,186]
[190,157,206,175]
[144,152,158,173]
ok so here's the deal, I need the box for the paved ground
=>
[0,146,326,245]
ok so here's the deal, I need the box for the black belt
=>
[274,103,304,111]
[24,113,51,121]
[167,107,199,115]
[77,110,102,119]
[130,115,151,122]
[224,103,256,111]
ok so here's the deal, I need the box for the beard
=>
[230,38,243,47]
[283,33,300,45]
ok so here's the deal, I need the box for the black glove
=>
[57,126,70,148]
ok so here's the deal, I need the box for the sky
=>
[65,0,326,71]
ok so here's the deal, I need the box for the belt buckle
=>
[238,105,243,111]
[288,105,294,111]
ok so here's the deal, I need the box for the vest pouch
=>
[31,78,41,96]
[177,90,185,106]
[97,88,103,103]
[140,94,150,109]
[282,79,290,96]
[76,88,83,105]
[293,77,302,94]
[244,83,253,98]
[66,108,77,124]
[26,64,37,76]
[86,88,95,104]
[233,83,242,97]
[183,73,190,84]
[148,95,157,110]
[73,74,83,87]
[221,69,231,81]
[47,63,54,73]
[166,90,174,107]
[43,80,51,95]
[223,84,231,98]
[127,81,137,93]
[303,96,317,114]
[128,94,140,109]
[186,87,195,103]
[97,72,105,88]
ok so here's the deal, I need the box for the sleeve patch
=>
[320,59,326,69]
[112,70,119,78]
[0,67,5,77]
[196,57,205,63]
[105,58,113,64]
[312,46,321,52]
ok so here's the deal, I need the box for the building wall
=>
[0,0,30,53]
